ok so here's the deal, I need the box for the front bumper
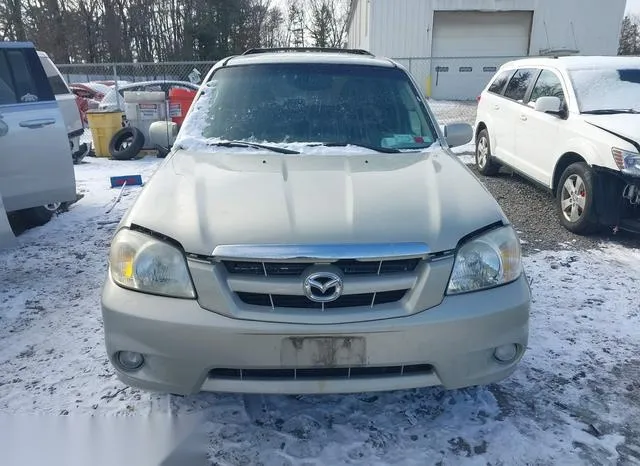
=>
[101,275,530,395]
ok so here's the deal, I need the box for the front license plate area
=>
[280,337,366,367]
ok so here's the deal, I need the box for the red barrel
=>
[168,88,197,127]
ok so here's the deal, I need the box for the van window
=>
[0,49,54,105]
[488,70,514,95]
[0,52,16,105]
[528,70,565,105]
[503,68,537,102]
[47,74,70,95]
[6,50,40,103]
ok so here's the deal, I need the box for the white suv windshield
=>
[570,67,640,113]
[184,63,437,152]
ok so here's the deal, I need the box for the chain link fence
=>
[56,61,217,87]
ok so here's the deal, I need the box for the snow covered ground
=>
[1,155,640,465]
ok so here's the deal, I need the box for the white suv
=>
[475,56,640,235]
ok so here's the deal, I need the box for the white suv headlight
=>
[612,148,640,176]
[109,229,196,298]
[447,225,522,295]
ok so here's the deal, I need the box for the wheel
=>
[43,202,62,212]
[19,205,57,227]
[109,127,145,160]
[475,129,500,176]
[556,162,598,235]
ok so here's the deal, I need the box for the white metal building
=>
[347,0,626,100]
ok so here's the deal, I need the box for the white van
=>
[0,42,77,248]
[37,51,90,163]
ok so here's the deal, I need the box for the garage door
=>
[430,11,533,100]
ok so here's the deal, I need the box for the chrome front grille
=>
[223,258,420,277]
[207,243,431,313]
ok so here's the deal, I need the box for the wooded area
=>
[0,0,349,63]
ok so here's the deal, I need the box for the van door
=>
[514,69,568,187]
[0,43,76,213]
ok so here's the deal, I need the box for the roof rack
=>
[242,47,374,56]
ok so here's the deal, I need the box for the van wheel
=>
[557,162,598,235]
[109,127,145,160]
[475,129,500,176]
[20,206,55,227]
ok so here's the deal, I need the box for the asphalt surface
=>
[466,162,640,254]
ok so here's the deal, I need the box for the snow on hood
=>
[118,149,507,256]
[583,114,640,146]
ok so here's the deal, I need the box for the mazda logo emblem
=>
[303,271,344,303]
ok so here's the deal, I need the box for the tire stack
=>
[109,127,145,160]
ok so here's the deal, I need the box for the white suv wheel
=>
[560,174,587,223]
[477,137,489,169]
[475,129,500,176]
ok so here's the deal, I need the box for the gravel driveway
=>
[470,165,640,254]
[428,100,640,253]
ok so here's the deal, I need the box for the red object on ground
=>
[168,88,197,127]
[75,95,89,125]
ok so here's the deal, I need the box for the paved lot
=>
[428,99,478,127]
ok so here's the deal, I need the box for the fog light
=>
[115,351,145,371]
[493,344,519,363]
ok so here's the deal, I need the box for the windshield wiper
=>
[306,142,401,153]
[582,109,640,115]
[208,141,300,154]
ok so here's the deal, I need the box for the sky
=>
[628,0,640,14]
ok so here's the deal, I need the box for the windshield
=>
[180,63,437,152]
[569,67,640,113]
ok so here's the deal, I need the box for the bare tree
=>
[0,0,339,63]
[306,0,349,48]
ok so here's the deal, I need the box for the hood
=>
[120,149,507,256]
[583,114,640,148]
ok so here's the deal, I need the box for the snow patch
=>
[1,156,639,464]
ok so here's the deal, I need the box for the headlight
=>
[109,229,196,298]
[447,225,522,295]
[612,148,640,175]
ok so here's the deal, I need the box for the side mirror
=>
[444,123,473,148]
[148,121,179,151]
[534,96,565,117]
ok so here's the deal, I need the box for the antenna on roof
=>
[570,21,579,51]
[543,20,551,50]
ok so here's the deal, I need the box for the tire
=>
[109,127,145,160]
[19,205,55,227]
[556,162,599,235]
[475,129,500,176]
